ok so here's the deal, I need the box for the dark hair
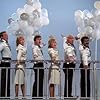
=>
[81,36,89,44]
[34,35,41,41]
[0,31,6,38]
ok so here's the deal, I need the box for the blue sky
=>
[0,0,97,60]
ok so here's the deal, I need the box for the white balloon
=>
[24,4,35,14]
[28,15,36,26]
[83,10,93,18]
[75,10,84,19]
[17,8,26,18]
[95,29,100,40]
[7,0,49,42]
[33,1,41,10]
[74,10,85,31]
[95,10,100,16]
[74,15,85,32]
[18,20,28,29]
[40,16,49,26]
[20,13,29,20]
[26,0,33,5]
[84,26,93,34]
[8,18,14,24]
[94,1,100,10]
[9,21,19,31]
[15,29,24,36]
[11,13,19,21]
[41,8,48,17]
[32,9,40,18]
[25,26,34,35]
[7,26,16,35]
[33,0,39,2]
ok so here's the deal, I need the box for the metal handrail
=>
[0,60,100,100]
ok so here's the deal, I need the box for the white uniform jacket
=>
[63,37,76,63]
[32,45,43,62]
[0,39,11,58]
[79,45,91,66]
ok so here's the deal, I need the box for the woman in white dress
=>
[48,37,60,97]
[14,36,27,98]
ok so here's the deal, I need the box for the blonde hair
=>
[16,36,24,46]
[48,38,56,48]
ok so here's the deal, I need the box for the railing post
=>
[93,62,97,100]
[37,67,39,97]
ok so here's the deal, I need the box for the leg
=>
[32,68,37,97]
[1,68,6,97]
[63,63,68,97]
[87,69,90,97]
[15,84,19,97]
[68,68,73,97]
[49,84,55,97]
[7,68,10,97]
[80,68,86,97]
[39,68,44,97]
[64,70,68,97]
[21,84,25,97]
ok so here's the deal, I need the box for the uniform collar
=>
[82,45,89,49]
[67,42,74,47]
[1,39,7,43]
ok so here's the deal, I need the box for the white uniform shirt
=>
[0,39,11,58]
[48,48,59,60]
[48,48,60,68]
[16,44,27,61]
[63,37,76,63]
[80,45,91,66]
[32,45,43,61]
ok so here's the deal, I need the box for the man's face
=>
[67,37,74,44]
[34,37,41,46]
[2,33,8,41]
[83,38,89,47]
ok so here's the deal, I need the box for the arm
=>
[17,49,22,64]
[0,43,4,51]
[65,47,75,62]
[48,48,57,64]
[61,34,67,50]
[32,46,39,59]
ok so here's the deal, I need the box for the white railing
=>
[0,60,100,100]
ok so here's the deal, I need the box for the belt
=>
[2,57,11,60]
[2,57,11,63]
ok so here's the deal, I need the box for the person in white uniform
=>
[62,34,76,97]
[32,35,44,99]
[79,36,91,98]
[0,31,11,97]
[14,36,27,98]
[48,36,60,97]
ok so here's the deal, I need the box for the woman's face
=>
[19,37,25,46]
[51,40,57,48]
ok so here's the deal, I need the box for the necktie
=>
[6,42,11,51]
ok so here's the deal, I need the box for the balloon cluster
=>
[7,0,49,41]
[74,1,100,40]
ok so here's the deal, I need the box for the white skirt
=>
[49,65,60,85]
[14,65,25,85]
